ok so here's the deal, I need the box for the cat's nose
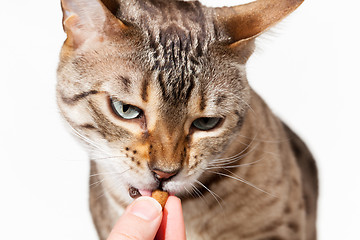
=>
[152,169,178,180]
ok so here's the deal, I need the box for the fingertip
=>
[156,195,186,240]
[164,195,183,216]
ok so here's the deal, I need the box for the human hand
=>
[107,195,186,240]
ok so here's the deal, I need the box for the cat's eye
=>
[192,117,221,131]
[110,99,142,120]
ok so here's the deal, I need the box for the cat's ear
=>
[215,0,304,47]
[61,0,127,49]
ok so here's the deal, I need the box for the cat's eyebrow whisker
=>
[195,180,224,210]
[207,170,278,199]
[240,98,257,117]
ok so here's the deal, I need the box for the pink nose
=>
[152,170,178,180]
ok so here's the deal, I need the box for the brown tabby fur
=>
[57,0,318,239]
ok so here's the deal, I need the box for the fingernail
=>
[129,196,162,221]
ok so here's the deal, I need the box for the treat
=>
[151,190,169,209]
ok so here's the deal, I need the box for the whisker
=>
[211,132,259,164]
[184,186,196,199]
[90,155,128,165]
[236,133,291,144]
[209,142,260,167]
[89,169,130,178]
[90,159,122,164]
[206,156,266,170]
[190,183,208,205]
[195,180,223,210]
[190,183,202,198]
[93,168,130,200]
[89,177,105,188]
[240,98,256,116]
[208,170,278,198]
[94,175,123,201]
[67,123,111,156]
[92,156,124,161]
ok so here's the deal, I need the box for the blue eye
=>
[110,99,142,120]
[192,117,221,131]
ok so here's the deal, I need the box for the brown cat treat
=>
[151,190,169,209]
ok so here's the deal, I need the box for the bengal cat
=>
[57,0,318,239]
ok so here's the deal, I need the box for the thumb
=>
[107,196,163,240]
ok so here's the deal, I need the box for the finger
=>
[107,196,163,240]
[155,196,186,240]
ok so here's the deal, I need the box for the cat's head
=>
[57,0,303,203]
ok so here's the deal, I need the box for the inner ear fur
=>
[61,0,127,49]
[215,0,304,46]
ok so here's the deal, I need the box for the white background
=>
[0,0,359,239]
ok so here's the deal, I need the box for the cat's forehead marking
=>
[141,77,150,103]
[116,75,132,94]
[117,0,219,105]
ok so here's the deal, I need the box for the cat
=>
[57,0,318,239]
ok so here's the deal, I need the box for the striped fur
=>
[57,0,317,239]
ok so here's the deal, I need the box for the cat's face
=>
[57,0,303,204]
